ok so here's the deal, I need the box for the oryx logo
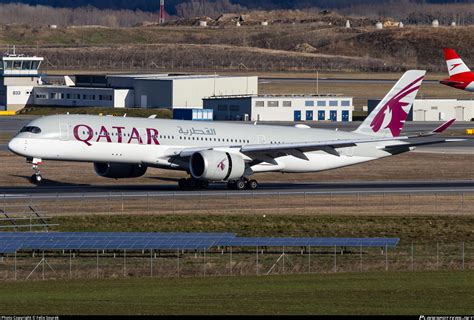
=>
[370,75,423,137]
[217,158,226,171]
[450,63,462,71]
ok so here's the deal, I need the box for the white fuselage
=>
[8,114,408,176]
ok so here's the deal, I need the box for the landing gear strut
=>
[227,178,258,190]
[29,158,43,184]
[178,178,209,189]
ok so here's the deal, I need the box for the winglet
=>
[432,118,455,134]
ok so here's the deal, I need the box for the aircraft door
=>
[60,123,69,141]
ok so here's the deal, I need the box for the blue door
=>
[330,110,337,122]
[294,110,301,121]
[305,110,313,121]
[342,110,349,122]
[318,110,325,121]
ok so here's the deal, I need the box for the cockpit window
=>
[20,126,41,134]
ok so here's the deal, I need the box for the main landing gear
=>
[227,178,258,190]
[177,177,259,190]
[29,158,43,184]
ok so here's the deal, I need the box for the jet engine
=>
[189,150,245,181]
[93,162,147,179]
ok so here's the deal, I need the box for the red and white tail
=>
[444,48,471,77]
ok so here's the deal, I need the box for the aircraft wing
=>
[173,119,458,164]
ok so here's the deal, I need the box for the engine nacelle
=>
[190,150,245,181]
[93,162,147,179]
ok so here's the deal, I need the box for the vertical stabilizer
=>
[355,70,425,137]
[444,48,471,77]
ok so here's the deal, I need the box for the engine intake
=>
[94,162,147,179]
[190,150,245,181]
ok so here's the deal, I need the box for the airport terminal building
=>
[0,53,258,111]
[203,94,354,122]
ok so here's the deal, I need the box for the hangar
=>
[412,99,474,121]
[203,94,353,121]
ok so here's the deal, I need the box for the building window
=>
[341,100,351,107]
[431,106,438,110]
[83,94,95,100]
[99,95,113,101]
[317,101,326,107]
[305,101,314,107]
[283,101,291,107]
[267,101,279,107]
[329,100,338,107]
[50,93,60,99]
[255,101,264,107]
[217,105,227,112]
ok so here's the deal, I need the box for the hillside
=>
[0,22,472,73]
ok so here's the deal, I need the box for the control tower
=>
[0,52,44,111]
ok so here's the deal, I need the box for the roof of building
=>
[203,94,351,100]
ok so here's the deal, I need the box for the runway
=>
[1,180,474,199]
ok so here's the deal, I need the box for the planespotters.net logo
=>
[419,316,474,320]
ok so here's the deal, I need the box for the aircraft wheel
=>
[235,179,246,190]
[31,174,42,184]
[247,179,258,190]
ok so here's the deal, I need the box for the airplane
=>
[439,48,474,92]
[8,70,460,190]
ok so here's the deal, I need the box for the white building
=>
[203,95,353,122]
[34,86,134,108]
[133,75,258,108]
[412,99,474,121]
[0,54,43,111]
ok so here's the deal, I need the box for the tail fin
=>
[355,70,425,138]
[444,48,471,77]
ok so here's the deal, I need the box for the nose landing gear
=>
[28,158,43,184]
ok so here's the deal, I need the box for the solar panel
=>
[218,237,400,248]
[0,232,399,253]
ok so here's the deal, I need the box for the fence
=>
[2,191,474,217]
[0,242,472,281]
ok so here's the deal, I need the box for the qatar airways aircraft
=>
[8,70,457,190]
[440,48,474,92]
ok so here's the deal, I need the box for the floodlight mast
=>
[159,0,165,24]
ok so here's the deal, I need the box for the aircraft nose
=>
[7,138,23,155]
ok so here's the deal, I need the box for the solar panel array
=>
[0,232,400,254]
[0,232,235,252]
[219,237,400,247]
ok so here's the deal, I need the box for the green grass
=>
[49,214,474,245]
[0,271,472,315]
[18,106,172,118]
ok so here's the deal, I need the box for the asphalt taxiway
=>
[1,180,474,200]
